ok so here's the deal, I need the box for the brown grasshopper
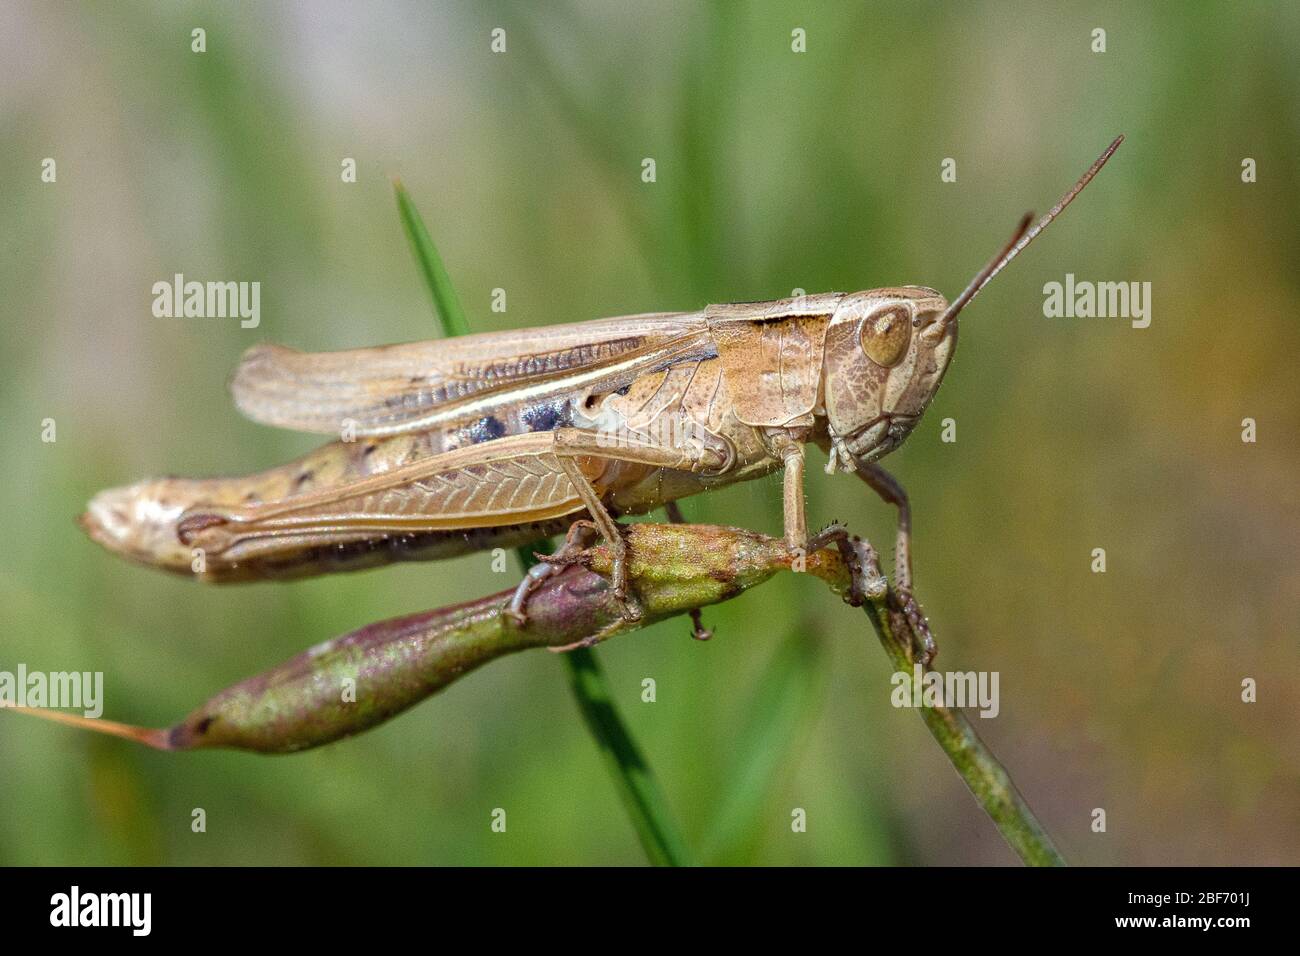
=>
[82,137,1122,644]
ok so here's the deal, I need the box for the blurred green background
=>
[2,1,1297,865]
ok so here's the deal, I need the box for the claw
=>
[506,559,566,626]
[507,518,643,628]
[688,608,712,641]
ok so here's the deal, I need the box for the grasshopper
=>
[82,137,1122,644]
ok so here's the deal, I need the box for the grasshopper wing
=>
[231,312,707,436]
[178,432,606,557]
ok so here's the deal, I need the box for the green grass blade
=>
[392,180,691,865]
[564,643,690,866]
[393,178,471,337]
[699,626,824,863]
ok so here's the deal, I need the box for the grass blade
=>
[392,180,691,865]
[564,645,690,866]
[393,178,471,337]
[698,626,824,863]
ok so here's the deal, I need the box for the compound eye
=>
[859,305,911,368]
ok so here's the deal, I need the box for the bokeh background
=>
[1,1,1297,865]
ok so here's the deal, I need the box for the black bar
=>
[0,866,1277,941]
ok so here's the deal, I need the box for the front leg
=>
[853,462,936,664]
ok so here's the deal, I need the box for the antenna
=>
[940,134,1124,327]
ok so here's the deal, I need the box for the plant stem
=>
[840,538,1066,866]
[15,523,1062,865]
[15,524,807,755]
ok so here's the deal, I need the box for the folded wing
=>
[230,312,707,436]
[177,431,606,557]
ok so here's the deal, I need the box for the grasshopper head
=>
[819,134,1124,474]
[820,287,955,469]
